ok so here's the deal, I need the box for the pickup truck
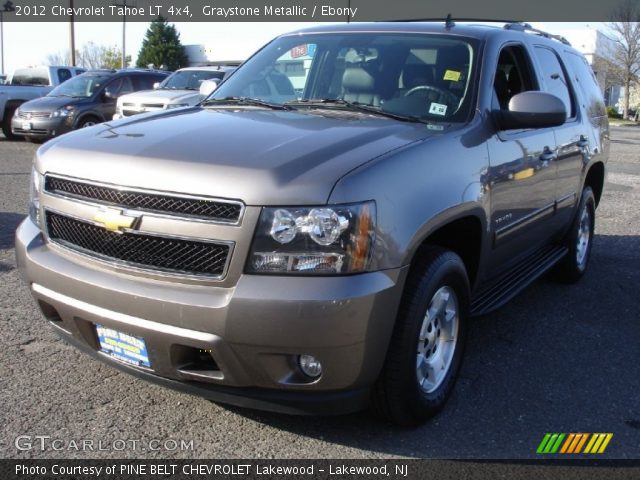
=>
[17,21,608,425]
[1,66,85,139]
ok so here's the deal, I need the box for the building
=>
[556,28,622,108]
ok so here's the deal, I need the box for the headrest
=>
[342,66,376,93]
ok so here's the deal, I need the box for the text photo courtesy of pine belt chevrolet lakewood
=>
[16,21,608,426]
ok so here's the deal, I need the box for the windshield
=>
[160,70,226,90]
[211,32,479,122]
[48,74,112,98]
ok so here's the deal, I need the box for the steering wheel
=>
[404,85,460,109]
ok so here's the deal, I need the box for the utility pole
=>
[69,0,76,65]
[1,1,16,76]
[112,0,131,69]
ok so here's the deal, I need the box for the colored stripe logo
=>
[537,433,613,454]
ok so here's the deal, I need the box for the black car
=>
[11,69,170,141]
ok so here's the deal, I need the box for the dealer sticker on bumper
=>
[96,324,151,368]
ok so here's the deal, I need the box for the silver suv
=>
[113,66,236,119]
[16,21,608,425]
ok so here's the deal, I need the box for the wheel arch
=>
[584,161,605,207]
[405,207,487,290]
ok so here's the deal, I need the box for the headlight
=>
[51,106,75,118]
[29,166,43,228]
[165,103,189,109]
[247,202,376,275]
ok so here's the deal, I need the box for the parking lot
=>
[0,127,639,460]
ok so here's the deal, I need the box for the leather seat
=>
[342,66,380,106]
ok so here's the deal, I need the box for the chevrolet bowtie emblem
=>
[93,208,138,232]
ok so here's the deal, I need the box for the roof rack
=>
[386,16,572,46]
[504,22,572,46]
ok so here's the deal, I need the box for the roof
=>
[283,21,572,47]
[177,66,237,72]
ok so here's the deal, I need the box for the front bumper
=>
[11,115,72,139]
[16,218,407,415]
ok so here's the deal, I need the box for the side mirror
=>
[153,82,160,90]
[199,79,219,97]
[103,90,117,102]
[493,91,567,130]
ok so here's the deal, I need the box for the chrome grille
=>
[46,211,230,277]
[17,111,51,119]
[44,175,243,223]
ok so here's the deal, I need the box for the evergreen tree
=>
[136,17,188,71]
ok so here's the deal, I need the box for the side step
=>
[471,245,568,316]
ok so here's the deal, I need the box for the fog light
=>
[298,355,322,378]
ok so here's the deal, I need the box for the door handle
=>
[540,148,556,163]
[577,135,589,148]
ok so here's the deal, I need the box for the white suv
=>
[113,66,236,119]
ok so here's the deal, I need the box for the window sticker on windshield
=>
[443,70,461,82]
[429,102,448,116]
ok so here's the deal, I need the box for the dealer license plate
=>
[22,122,31,131]
[96,324,151,368]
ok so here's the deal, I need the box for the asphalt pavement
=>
[0,127,638,460]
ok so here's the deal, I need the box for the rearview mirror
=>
[199,79,219,97]
[493,91,567,130]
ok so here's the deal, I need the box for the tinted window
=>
[159,70,223,90]
[57,69,72,84]
[566,52,606,118]
[10,68,50,86]
[493,44,537,110]
[49,74,113,98]
[105,77,134,97]
[134,75,159,91]
[534,46,574,118]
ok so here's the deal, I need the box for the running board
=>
[471,245,568,316]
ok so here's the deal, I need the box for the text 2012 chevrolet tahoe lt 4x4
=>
[16,21,608,425]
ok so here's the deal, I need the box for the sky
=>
[0,21,609,75]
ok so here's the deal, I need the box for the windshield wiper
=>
[202,96,292,110]
[285,99,426,123]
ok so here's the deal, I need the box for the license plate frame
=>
[95,324,151,368]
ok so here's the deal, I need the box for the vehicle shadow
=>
[219,234,640,458]
[0,211,26,250]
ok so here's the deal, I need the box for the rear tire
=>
[2,107,20,140]
[555,186,595,283]
[371,246,470,426]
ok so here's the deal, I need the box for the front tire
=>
[371,246,470,426]
[2,107,20,140]
[76,116,100,129]
[556,186,595,283]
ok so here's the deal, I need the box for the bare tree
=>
[608,0,640,119]
[46,51,72,66]
[76,42,109,69]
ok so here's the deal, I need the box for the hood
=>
[37,107,437,205]
[118,89,200,105]
[20,95,83,112]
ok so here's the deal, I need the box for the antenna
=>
[445,14,455,28]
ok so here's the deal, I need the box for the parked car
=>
[113,66,236,119]
[11,69,170,141]
[17,21,608,425]
[1,66,85,139]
